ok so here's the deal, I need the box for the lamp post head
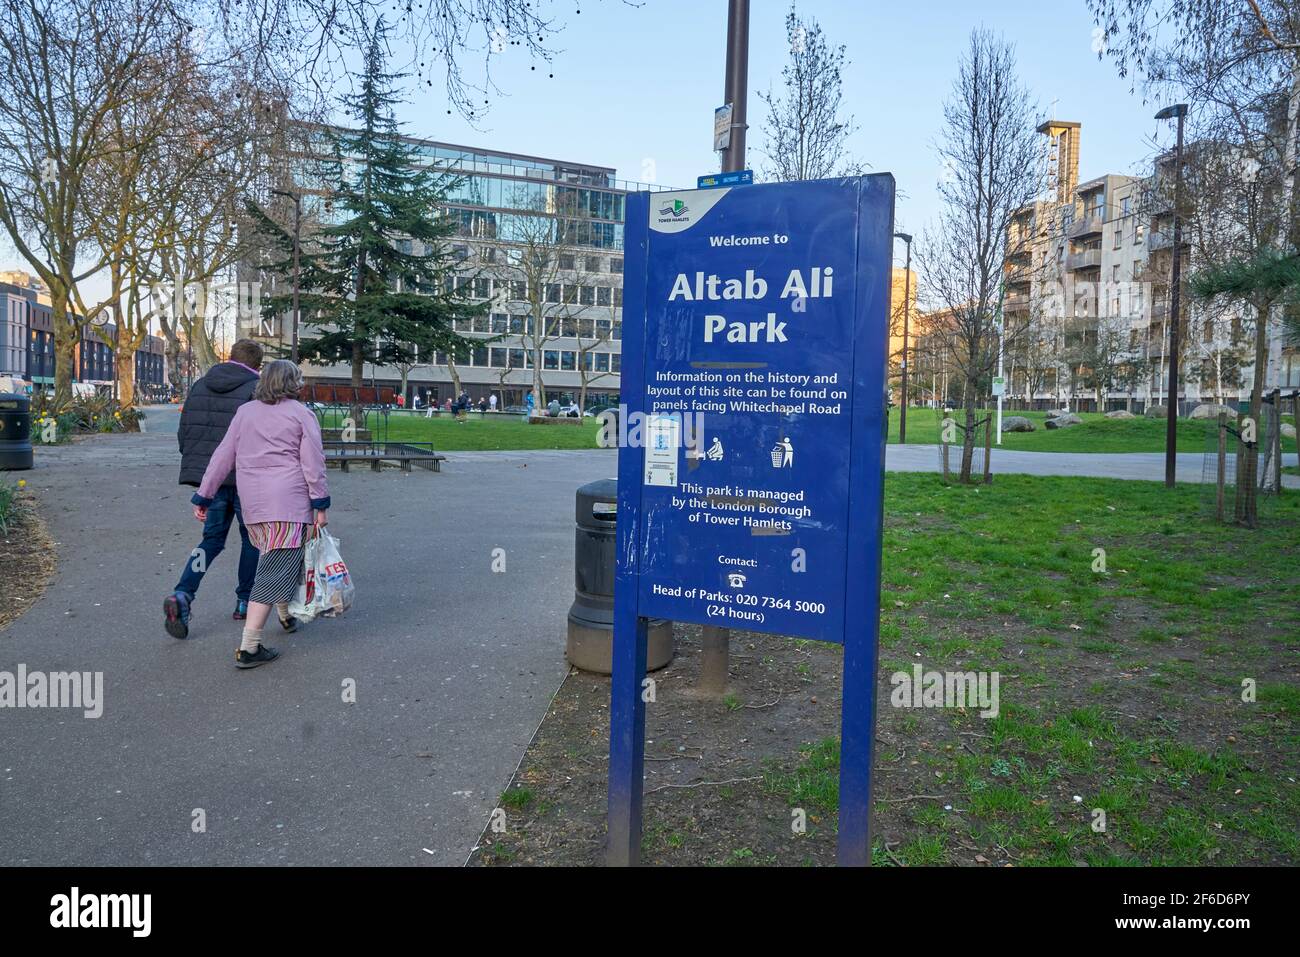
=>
[893,232,913,244]
[1155,104,1188,121]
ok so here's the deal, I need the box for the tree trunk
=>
[960,402,976,483]
[50,291,77,408]
[186,314,220,374]
[1236,301,1272,528]
[532,343,545,411]
[115,347,136,408]
[350,337,364,426]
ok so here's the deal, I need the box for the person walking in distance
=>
[164,339,264,639]
[191,360,330,669]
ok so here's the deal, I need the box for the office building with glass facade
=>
[246,133,670,409]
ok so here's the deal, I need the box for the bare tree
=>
[190,0,565,122]
[919,30,1042,481]
[1187,307,1248,406]
[574,301,617,412]
[758,2,862,182]
[0,0,194,404]
[494,187,599,411]
[1091,0,1299,524]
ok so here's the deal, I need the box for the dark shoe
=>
[277,612,299,634]
[164,593,191,640]
[233,600,248,621]
[235,644,280,669]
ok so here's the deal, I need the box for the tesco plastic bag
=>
[288,528,354,622]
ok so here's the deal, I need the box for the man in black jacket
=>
[163,339,263,639]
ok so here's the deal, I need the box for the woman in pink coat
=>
[193,360,330,669]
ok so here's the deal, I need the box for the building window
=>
[1113,227,1122,249]
[473,345,488,367]
[610,257,623,273]
[561,350,576,371]
[579,285,595,306]
[611,353,622,373]
[1135,223,1145,244]
[559,253,575,271]
[491,313,508,334]
[472,315,489,333]
[509,348,525,369]
[490,347,507,368]
[596,286,612,307]
[510,280,526,301]
[586,256,602,273]
[509,314,525,334]
[546,283,561,304]
[594,352,610,373]
[544,350,559,370]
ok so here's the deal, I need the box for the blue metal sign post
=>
[609,174,895,867]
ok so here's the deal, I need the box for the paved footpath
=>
[2,409,1295,867]
[2,410,613,865]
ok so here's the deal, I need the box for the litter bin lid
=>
[575,478,618,522]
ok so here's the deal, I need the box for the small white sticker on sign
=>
[644,414,680,487]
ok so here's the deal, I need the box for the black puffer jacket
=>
[177,362,259,487]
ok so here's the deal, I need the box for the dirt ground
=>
[0,490,56,632]
[469,624,855,866]
[470,590,1298,867]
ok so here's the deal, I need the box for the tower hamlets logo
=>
[658,199,689,218]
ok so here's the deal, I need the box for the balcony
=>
[1004,264,1033,285]
[1003,291,1031,314]
[1068,213,1104,239]
[1066,249,1102,271]
[1148,231,1172,250]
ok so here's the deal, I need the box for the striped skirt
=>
[249,545,305,605]
[247,522,309,606]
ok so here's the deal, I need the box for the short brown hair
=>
[253,359,304,404]
[229,338,264,370]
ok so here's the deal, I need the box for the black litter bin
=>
[0,393,33,470]
[566,478,673,674]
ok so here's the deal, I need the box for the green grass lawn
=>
[476,472,1300,867]
[814,475,1298,865]
[882,476,1300,865]
[325,409,606,451]
[888,407,1297,454]
[317,406,1297,457]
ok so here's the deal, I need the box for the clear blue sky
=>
[389,0,1180,271]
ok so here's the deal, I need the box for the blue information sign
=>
[697,169,754,189]
[608,175,895,866]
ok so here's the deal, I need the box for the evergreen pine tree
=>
[250,17,482,404]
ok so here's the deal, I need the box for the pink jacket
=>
[193,398,330,524]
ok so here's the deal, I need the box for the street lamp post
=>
[1156,103,1188,489]
[719,0,750,174]
[699,0,751,704]
[893,232,913,442]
